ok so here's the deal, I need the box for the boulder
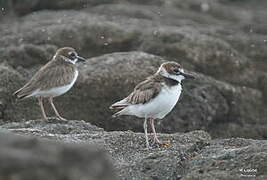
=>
[1,2,266,89]
[0,44,57,68]
[0,129,117,180]
[258,73,267,104]
[0,64,40,123]
[2,0,113,15]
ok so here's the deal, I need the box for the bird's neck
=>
[54,55,77,67]
[152,73,180,86]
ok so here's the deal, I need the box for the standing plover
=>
[110,61,195,148]
[13,47,86,121]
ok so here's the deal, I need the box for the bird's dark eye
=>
[70,52,76,57]
[173,68,179,73]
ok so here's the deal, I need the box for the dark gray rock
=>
[1,0,112,15]
[1,0,267,179]
[0,44,57,68]
[183,138,267,180]
[258,73,267,104]
[1,0,267,139]
[0,128,117,180]
[0,64,40,122]
[2,119,267,180]
[1,1,267,89]
[1,119,212,180]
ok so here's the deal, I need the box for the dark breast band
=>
[163,77,180,86]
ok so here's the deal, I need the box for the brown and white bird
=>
[13,47,86,121]
[110,61,195,148]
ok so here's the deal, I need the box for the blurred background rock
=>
[0,130,118,180]
[0,0,267,139]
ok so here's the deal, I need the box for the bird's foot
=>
[151,139,171,148]
[151,137,162,146]
[161,140,172,148]
[44,117,68,123]
[56,116,67,121]
[42,117,49,122]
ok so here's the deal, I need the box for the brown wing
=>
[14,60,76,99]
[126,78,162,105]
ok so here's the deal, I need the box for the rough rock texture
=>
[0,129,117,180]
[0,64,40,123]
[1,1,267,179]
[1,0,267,139]
[1,119,267,180]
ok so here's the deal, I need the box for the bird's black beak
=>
[76,55,87,62]
[180,72,195,79]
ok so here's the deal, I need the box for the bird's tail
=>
[109,98,129,118]
[13,88,29,100]
[111,111,121,118]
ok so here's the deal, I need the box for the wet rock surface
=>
[1,119,267,180]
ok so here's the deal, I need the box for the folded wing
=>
[110,77,162,111]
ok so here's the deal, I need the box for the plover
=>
[13,47,86,121]
[110,61,195,148]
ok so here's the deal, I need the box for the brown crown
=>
[161,61,181,75]
[55,47,77,59]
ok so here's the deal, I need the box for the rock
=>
[0,129,117,180]
[2,0,111,15]
[0,64,40,122]
[1,0,267,139]
[140,26,251,86]
[258,73,267,104]
[0,10,141,67]
[1,1,267,89]
[183,137,267,180]
[2,119,267,179]
[1,0,267,178]
[0,44,57,68]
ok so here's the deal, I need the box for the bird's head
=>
[158,61,195,82]
[55,47,86,64]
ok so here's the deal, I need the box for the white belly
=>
[127,84,182,119]
[30,70,78,98]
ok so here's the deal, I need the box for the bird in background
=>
[13,47,86,121]
[110,61,195,148]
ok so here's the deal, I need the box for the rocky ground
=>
[0,0,267,139]
[1,119,267,180]
[1,0,267,179]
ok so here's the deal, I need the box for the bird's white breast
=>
[128,84,182,119]
[31,70,78,97]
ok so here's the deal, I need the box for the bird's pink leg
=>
[150,118,161,145]
[49,97,67,121]
[38,97,47,120]
[143,116,150,149]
